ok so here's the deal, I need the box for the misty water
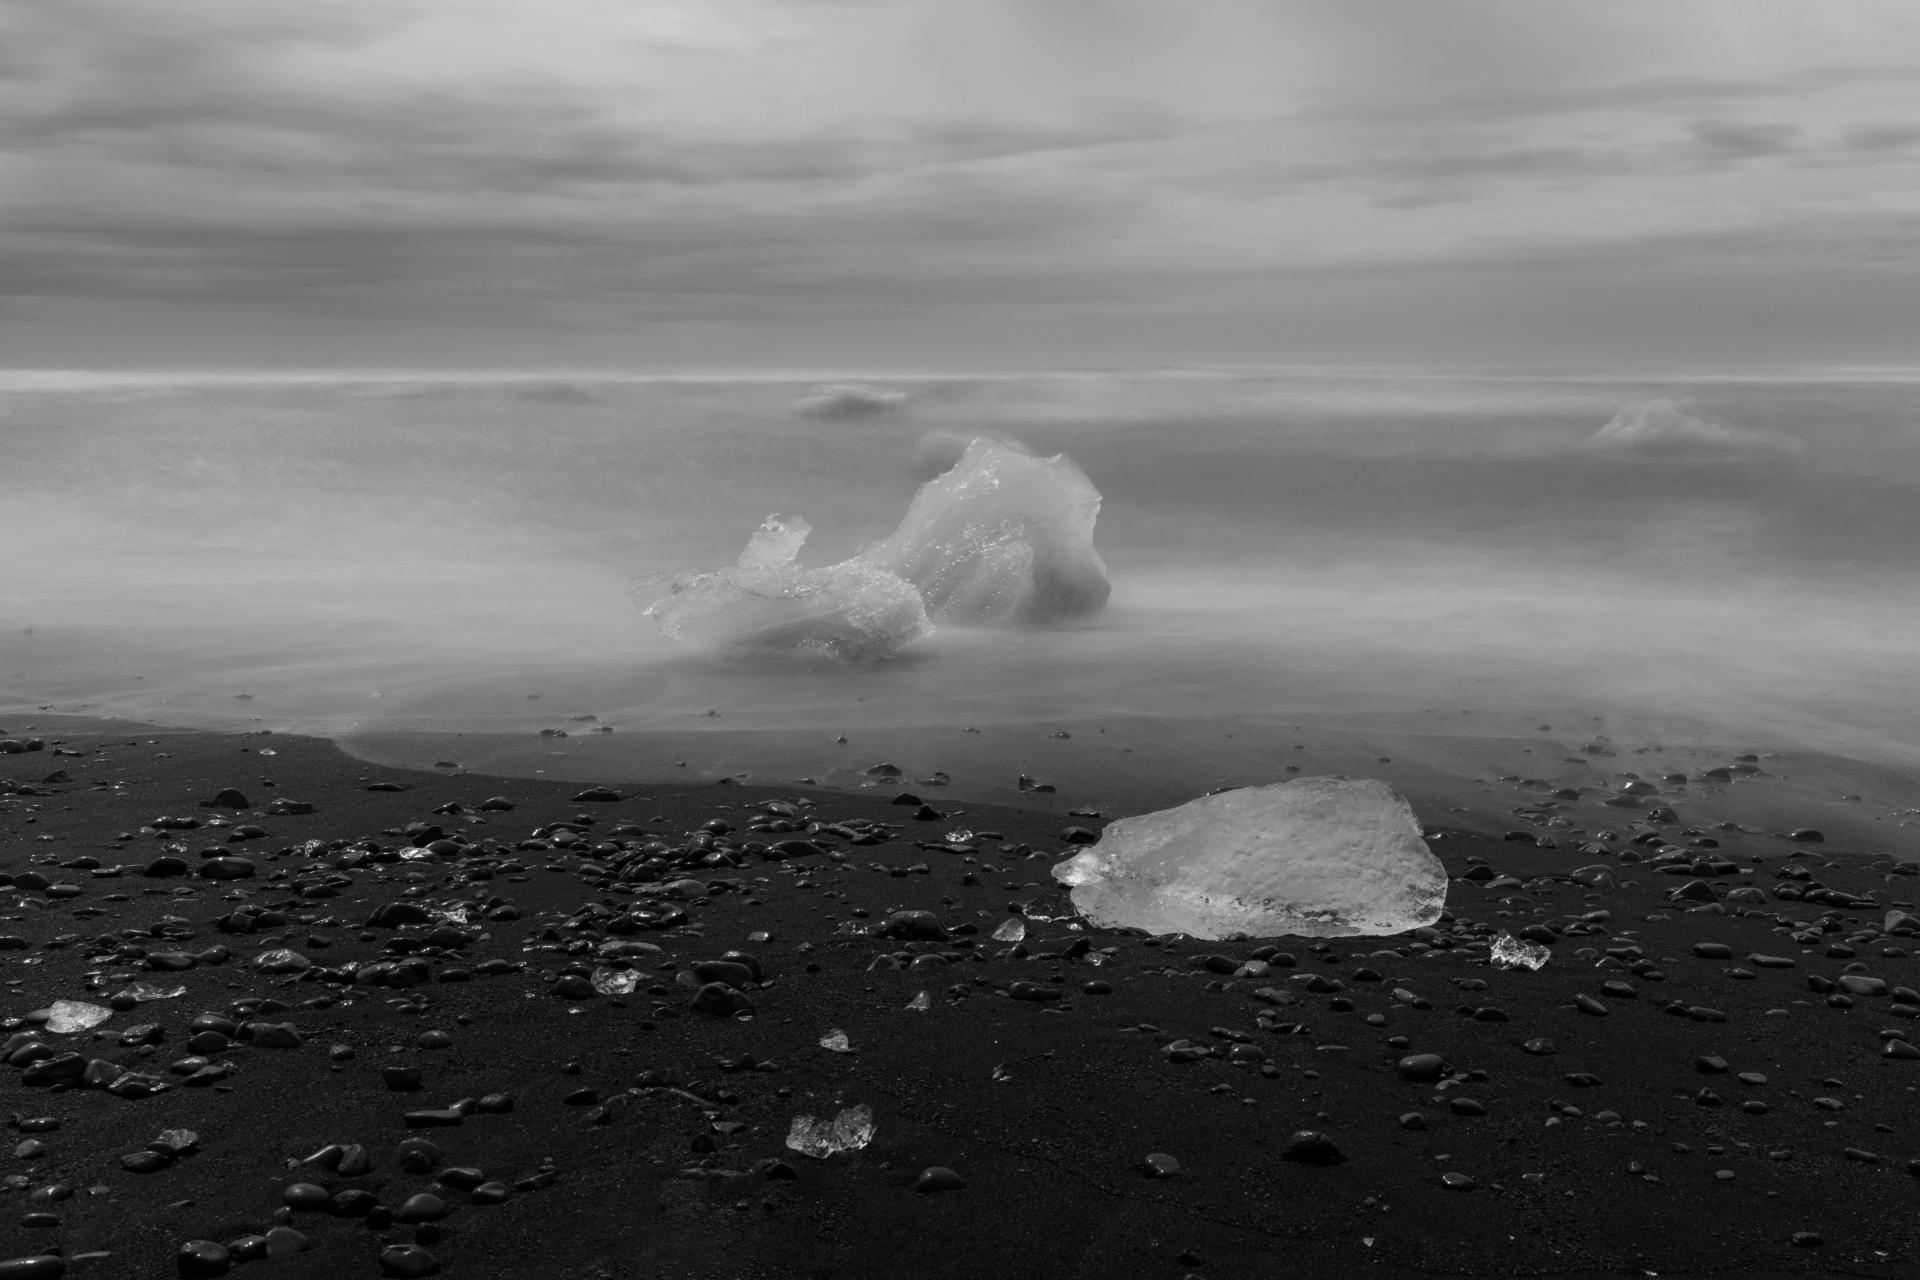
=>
[4,368,1917,819]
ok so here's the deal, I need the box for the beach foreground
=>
[2,716,1918,1280]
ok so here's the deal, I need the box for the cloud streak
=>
[3,0,1918,368]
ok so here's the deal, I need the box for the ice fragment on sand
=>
[253,949,311,973]
[818,1028,853,1053]
[785,1104,875,1158]
[115,982,187,1002]
[590,967,640,995]
[990,918,1027,943]
[1051,777,1447,940]
[1490,933,1551,970]
[906,991,930,1012]
[861,437,1110,625]
[632,515,931,660]
[46,1000,113,1032]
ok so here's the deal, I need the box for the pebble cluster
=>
[2,728,1919,1278]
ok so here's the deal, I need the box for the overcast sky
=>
[6,0,1920,371]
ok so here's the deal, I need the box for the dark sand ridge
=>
[1,715,1918,1280]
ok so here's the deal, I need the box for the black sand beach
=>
[3,715,1918,1280]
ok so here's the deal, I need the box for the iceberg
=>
[794,383,912,420]
[862,437,1110,625]
[631,437,1109,657]
[1051,777,1447,940]
[631,515,932,660]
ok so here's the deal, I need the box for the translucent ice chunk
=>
[1051,777,1448,940]
[1490,934,1551,970]
[114,982,187,1002]
[253,949,311,973]
[785,1104,876,1158]
[905,991,930,1012]
[591,966,640,995]
[990,918,1026,943]
[818,1028,853,1053]
[632,515,931,660]
[860,437,1110,625]
[46,999,113,1032]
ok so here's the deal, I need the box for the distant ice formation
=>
[633,436,1109,657]
[1051,777,1448,940]
[1587,398,1803,458]
[863,436,1110,625]
[631,515,932,660]
[793,382,912,420]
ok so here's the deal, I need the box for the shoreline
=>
[2,715,1918,1277]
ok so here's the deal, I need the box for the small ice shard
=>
[45,999,113,1033]
[632,515,931,660]
[1051,777,1448,940]
[252,949,311,973]
[860,437,1110,625]
[115,982,186,1002]
[906,991,930,1012]
[1490,934,1551,970]
[990,918,1027,943]
[785,1104,876,1158]
[1585,398,1803,458]
[819,1028,853,1053]
[591,967,640,995]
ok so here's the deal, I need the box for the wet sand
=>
[2,714,1919,1280]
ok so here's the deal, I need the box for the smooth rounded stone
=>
[1573,994,1609,1016]
[1083,980,1114,996]
[394,1193,446,1223]
[1883,1039,1920,1060]
[1691,942,1733,959]
[1396,1053,1446,1082]
[1008,982,1062,1002]
[378,1245,441,1278]
[416,1031,454,1051]
[1142,1153,1182,1178]
[913,1166,966,1193]
[383,1068,424,1092]
[471,1182,512,1205]
[1054,777,1446,939]
[1748,954,1797,969]
[262,1228,308,1258]
[246,1022,302,1048]
[175,1241,231,1278]
[205,789,251,809]
[1791,1232,1824,1248]
[0,1257,65,1280]
[1280,1131,1345,1165]
[195,858,256,881]
[1439,1172,1476,1190]
[330,1189,379,1218]
[873,910,949,941]
[434,1168,486,1191]
[1788,829,1825,843]
[396,1139,443,1173]
[1449,1097,1486,1117]
[1521,1038,1557,1056]
[281,1183,330,1211]
[121,1151,173,1174]
[690,961,756,988]
[1838,975,1888,997]
[1398,1112,1427,1130]
[1696,1056,1729,1074]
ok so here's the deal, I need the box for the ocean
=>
[5,368,1918,819]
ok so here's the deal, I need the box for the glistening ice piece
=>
[1052,777,1448,940]
[632,515,931,660]
[861,437,1110,625]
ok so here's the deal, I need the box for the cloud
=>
[794,382,911,420]
[1585,399,1805,458]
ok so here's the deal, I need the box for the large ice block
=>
[632,515,931,660]
[1051,777,1447,939]
[861,437,1110,625]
